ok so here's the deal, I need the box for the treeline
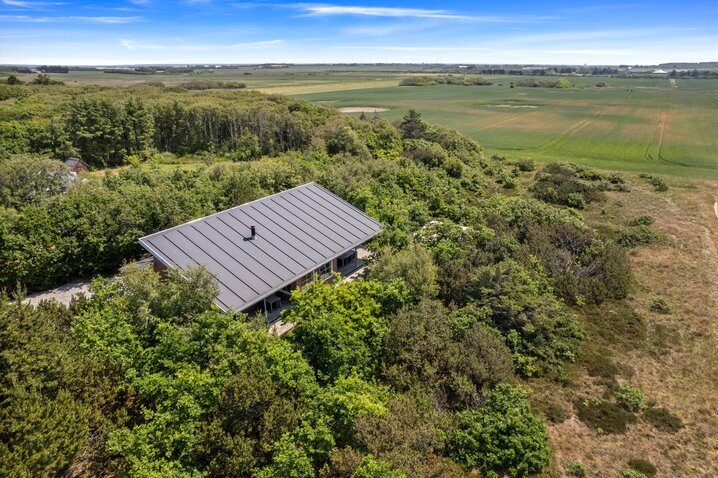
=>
[514,78,572,88]
[37,65,70,73]
[400,75,492,87]
[0,86,642,476]
[178,80,247,90]
[2,74,64,86]
[469,67,619,76]
[0,85,337,167]
[667,69,718,79]
[102,66,195,75]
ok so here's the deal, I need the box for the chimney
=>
[250,225,256,239]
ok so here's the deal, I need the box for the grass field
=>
[14,67,718,178]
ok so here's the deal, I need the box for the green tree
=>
[382,300,514,409]
[398,109,426,139]
[257,435,314,478]
[123,97,155,158]
[306,374,389,449]
[354,396,439,477]
[0,156,71,209]
[467,259,584,375]
[64,97,127,166]
[450,384,551,477]
[369,245,438,301]
[0,387,90,477]
[5,75,22,85]
[353,455,407,478]
[286,278,406,382]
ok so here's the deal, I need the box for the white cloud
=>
[1,0,65,7]
[300,5,471,20]
[119,38,283,51]
[333,45,492,51]
[290,4,550,23]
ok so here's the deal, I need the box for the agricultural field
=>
[297,75,718,178]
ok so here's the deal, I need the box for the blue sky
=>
[1,0,716,65]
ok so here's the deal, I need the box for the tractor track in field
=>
[645,94,674,160]
[536,95,631,152]
[475,111,538,133]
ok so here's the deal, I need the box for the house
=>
[64,157,89,174]
[138,182,383,317]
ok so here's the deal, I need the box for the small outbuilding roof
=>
[64,157,88,169]
[139,182,383,312]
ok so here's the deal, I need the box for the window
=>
[318,261,332,280]
[297,272,314,289]
[338,250,357,268]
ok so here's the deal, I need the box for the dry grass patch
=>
[532,176,718,477]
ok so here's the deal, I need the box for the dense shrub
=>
[531,164,605,208]
[622,469,648,478]
[0,156,71,209]
[179,80,246,90]
[649,297,671,314]
[643,407,683,433]
[566,462,587,478]
[399,77,439,87]
[617,225,663,247]
[0,387,90,477]
[629,215,655,226]
[0,169,223,290]
[627,458,657,477]
[352,455,407,478]
[381,300,514,409]
[615,384,645,412]
[286,278,407,382]
[544,402,570,424]
[466,259,584,375]
[399,76,492,87]
[515,78,572,88]
[511,157,536,172]
[640,174,668,192]
[524,222,632,304]
[450,384,551,477]
[574,399,637,434]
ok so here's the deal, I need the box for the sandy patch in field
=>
[338,107,388,113]
[489,104,538,109]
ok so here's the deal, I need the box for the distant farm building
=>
[64,157,89,174]
[139,182,383,317]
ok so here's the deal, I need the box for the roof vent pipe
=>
[250,225,256,239]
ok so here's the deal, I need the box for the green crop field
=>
[296,75,718,178]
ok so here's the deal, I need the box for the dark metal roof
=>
[138,182,383,312]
